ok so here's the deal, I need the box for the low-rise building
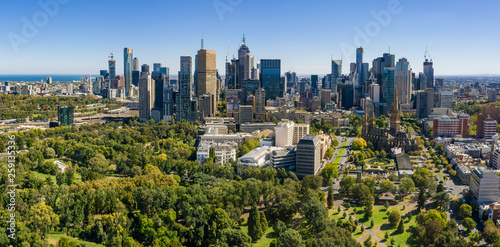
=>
[200,133,251,146]
[395,153,414,178]
[479,203,500,223]
[270,147,297,170]
[196,141,238,165]
[237,146,282,167]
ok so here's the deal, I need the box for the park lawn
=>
[329,208,347,222]
[329,209,366,240]
[46,233,104,247]
[347,205,410,229]
[31,170,53,179]
[239,217,276,247]
[375,212,417,246]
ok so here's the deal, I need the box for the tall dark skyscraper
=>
[132,58,140,87]
[178,56,194,121]
[424,57,434,89]
[108,54,116,81]
[260,59,282,100]
[383,67,396,109]
[356,48,364,83]
[311,75,319,94]
[339,82,354,110]
[238,35,253,88]
[124,47,133,94]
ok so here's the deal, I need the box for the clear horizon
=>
[1,0,499,76]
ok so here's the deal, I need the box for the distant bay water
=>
[0,75,97,82]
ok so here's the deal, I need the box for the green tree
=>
[379,150,387,158]
[388,210,401,228]
[248,205,263,242]
[433,191,451,212]
[301,194,328,234]
[220,228,252,247]
[340,176,355,195]
[483,220,500,245]
[379,179,397,194]
[301,175,323,192]
[459,204,472,220]
[462,217,476,232]
[28,202,60,237]
[278,229,304,247]
[352,138,367,150]
[260,212,269,233]
[397,219,404,233]
[324,147,334,158]
[320,164,338,184]
[327,186,334,209]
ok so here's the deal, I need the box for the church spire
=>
[390,83,401,133]
[371,103,376,125]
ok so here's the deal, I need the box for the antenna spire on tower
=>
[242,34,246,45]
[201,33,204,49]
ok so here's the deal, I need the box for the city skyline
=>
[1,0,500,76]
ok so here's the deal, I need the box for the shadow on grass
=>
[265,231,277,239]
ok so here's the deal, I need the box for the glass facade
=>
[260,59,282,100]
[124,48,133,94]
[383,67,395,108]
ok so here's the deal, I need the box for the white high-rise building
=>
[369,83,380,103]
[293,124,310,145]
[275,120,310,147]
[395,58,412,105]
[275,120,295,147]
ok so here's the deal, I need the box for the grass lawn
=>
[333,156,342,165]
[346,205,410,229]
[337,141,348,155]
[438,171,447,181]
[329,208,366,240]
[32,170,53,179]
[239,216,276,247]
[375,211,418,246]
[46,233,104,247]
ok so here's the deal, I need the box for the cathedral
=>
[362,84,418,153]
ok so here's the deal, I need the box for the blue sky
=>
[1,0,499,76]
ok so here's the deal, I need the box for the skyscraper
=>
[424,58,434,88]
[238,35,252,87]
[311,75,319,94]
[132,57,140,87]
[133,58,139,71]
[356,48,363,80]
[139,65,154,122]
[331,59,342,79]
[255,88,266,121]
[260,59,282,100]
[395,58,412,105]
[108,54,116,81]
[197,49,217,116]
[124,47,133,95]
[178,56,194,122]
[382,67,395,109]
